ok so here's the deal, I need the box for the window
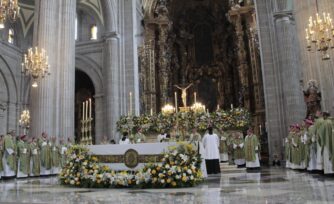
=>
[90,25,97,40]
[8,28,14,44]
[75,16,78,40]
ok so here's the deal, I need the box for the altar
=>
[88,142,178,171]
[88,142,208,177]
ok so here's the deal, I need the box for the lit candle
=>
[129,92,132,115]
[231,104,234,109]
[194,92,197,104]
[85,100,88,120]
[82,102,85,120]
[174,92,178,113]
[21,63,24,73]
[89,98,92,119]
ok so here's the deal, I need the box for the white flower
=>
[190,175,194,180]
[187,169,192,175]
[70,180,75,185]
[161,179,165,184]
[165,164,170,169]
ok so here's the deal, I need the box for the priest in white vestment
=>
[202,127,220,174]
[119,132,131,144]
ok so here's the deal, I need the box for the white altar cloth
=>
[87,142,207,177]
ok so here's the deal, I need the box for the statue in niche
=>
[155,0,169,21]
[303,80,321,118]
[174,83,193,107]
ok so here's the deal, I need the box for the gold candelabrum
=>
[80,98,93,145]
[0,0,20,29]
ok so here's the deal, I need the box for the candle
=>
[85,100,88,120]
[231,104,234,109]
[174,92,178,113]
[217,104,220,111]
[194,92,197,104]
[89,98,92,119]
[82,102,85,120]
[129,92,132,115]
[150,108,153,116]
[259,125,262,135]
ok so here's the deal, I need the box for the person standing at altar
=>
[29,137,40,177]
[157,132,167,143]
[119,132,131,144]
[319,112,334,174]
[314,111,324,170]
[233,132,245,167]
[202,127,220,174]
[2,130,17,178]
[17,135,30,178]
[219,129,229,163]
[290,125,303,170]
[51,136,61,175]
[39,133,52,175]
[244,127,261,170]
[135,128,146,143]
[59,138,68,168]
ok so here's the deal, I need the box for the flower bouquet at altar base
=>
[59,143,204,188]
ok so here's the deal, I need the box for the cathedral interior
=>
[1,0,334,203]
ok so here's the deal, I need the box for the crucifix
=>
[174,83,193,107]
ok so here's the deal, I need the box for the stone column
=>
[94,93,104,143]
[103,32,121,141]
[30,0,58,137]
[274,11,305,127]
[0,108,5,135]
[58,0,76,140]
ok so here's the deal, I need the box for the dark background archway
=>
[75,69,95,144]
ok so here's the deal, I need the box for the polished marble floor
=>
[1,168,334,204]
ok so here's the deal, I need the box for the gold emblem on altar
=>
[124,149,139,168]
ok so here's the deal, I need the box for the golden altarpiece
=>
[139,0,265,135]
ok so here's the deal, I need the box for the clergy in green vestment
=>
[17,135,30,178]
[219,129,229,162]
[290,125,304,169]
[319,112,334,174]
[30,137,40,176]
[285,125,294,169]
[2,130,17,177]
[51,136,61,175]
[244,128,260,169]
[314,111,325,170]
[39,132,52,175]
[232,132,245,166]
[134,128,146,143]
[305,119,317,171]
[0,135,4,178]
[59,139,68,168]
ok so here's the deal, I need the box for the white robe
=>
[202,133,220,160]
[307,135,317,171]
[323,147,334,174]
[119,138,131,145]
[198,142,208,178]
[2,148,15,177]
[316,142,323,170]
[157,134,167,143]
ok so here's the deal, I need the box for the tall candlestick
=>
[89,98,92,119]
[194,92,197,104]
[82,102,85,120]
[129,92,132,115]
[217,104,220,111]
[150,108,153,116]
[85,101,88,120]
[174,92,178,113]
[259,125,262,135]
[231,104,233,109]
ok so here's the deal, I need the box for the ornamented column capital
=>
[273,11,294,23]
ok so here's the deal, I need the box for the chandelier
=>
[161,104,175,115]
[22,47,50,87]
[305,0,334,61]
[191,102,206,113]
[19,109,30,129]
[0,0,20,29]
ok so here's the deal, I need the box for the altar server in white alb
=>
[202,127,221,174]
[244,127,261,170]
[119,132,131,144]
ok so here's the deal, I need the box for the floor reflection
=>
[0,168,334,203]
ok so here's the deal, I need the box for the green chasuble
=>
[0,141,3,171]
[285,133,292,162]
[315,117,324,147]
[233,137,245,160]
[291,133,302,165]
[305,125,316,165]
[320,119,333,168]
[244,134,260,162]
[219,132,229,154]
[51,143,60,168]
[30,142,40,176]
[39,138,51,169]
[3,134,17,171]
[17,140,30,174]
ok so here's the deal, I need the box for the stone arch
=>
[75,55,103,93]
